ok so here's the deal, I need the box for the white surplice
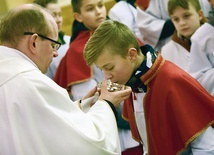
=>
[161,40,190,71]
[188,23,214,96]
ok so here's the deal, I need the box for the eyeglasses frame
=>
[24,32,61,50]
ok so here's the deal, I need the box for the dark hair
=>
[168,0,201,15]
[33,0,58,7]
[71,0,82,13]
[70,20,88,43]
[70,0,88,43]
[115,0,136,7]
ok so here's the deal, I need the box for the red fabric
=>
[122,144,143,155]
[171,30,191,52]
[135,0,150,10]
[54,31,92,92]
[123,54,214,154]
[137,37,144,46]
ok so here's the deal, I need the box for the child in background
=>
[33,0,70,79]
[54,0,105,100]
[84,20,214,155]
[187,0,214,95]
[161,0,207,71]
[136,0,211,51]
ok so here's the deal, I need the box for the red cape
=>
[123,54,214,154]
[54,31,92,92]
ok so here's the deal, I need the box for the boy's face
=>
[94,48,137,85]
[46,3,63,31]
[170,3,203,39]
[75,0,107,30]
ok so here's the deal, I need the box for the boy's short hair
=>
[72,0,82,13]
[84,20,140,66]
[33,0,58,7]
[168,0,201,15]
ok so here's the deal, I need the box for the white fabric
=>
[108,1,143,42]
[181,127,214,155]
[0,46,120,155]
[190,127,214,155]
[199,0,212,17]
[132,93,148,155]
[161,40,190,71]
[117,102,140,152]
[187,23,214,96]
[45,35,70,79]
[71,64,104,100]
[136,0,211,51]
[136,0,170,51]
[118,129,140,151]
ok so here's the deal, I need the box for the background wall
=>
[0,0,116,35]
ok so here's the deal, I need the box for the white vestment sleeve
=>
[188,23,214,95]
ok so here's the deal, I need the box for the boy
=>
[54,0,143,154]
[84,20,214,154]
[54,0,105,100]
[161,0,207,71]
[136,0,211,51]
[187,0,214,95]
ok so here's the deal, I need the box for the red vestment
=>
[54,31,92,92]
[123,54,214,154]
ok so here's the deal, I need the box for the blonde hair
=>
[84,20,140,66]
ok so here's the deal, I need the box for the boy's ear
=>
[198,9,204,20]
[74,12,83,22]
[128,48,137,62]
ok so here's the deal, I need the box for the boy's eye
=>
[98,3,104,8]
[106,66,114,71]
[172,18,179,22]
[86,7,94,11]
[184,14,191,19]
